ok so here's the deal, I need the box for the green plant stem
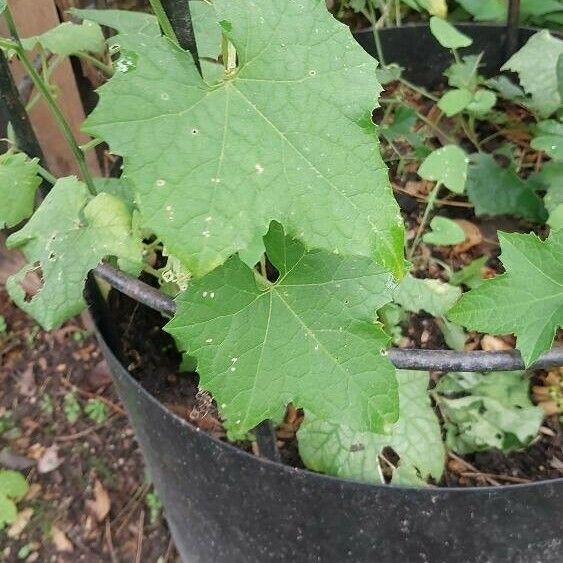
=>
[364,2,385,66]
[148,0,180,46]
[3,7,95,194]
[79,137,104,153]
[76,51,113,76]
[407,181,442,260]
[37,164,57,185]
[398,78,439,103]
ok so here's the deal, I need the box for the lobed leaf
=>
[166,223,398,439]
[501,30,563,118]
[85,0,405,279]
[298,370,445,486]
[449,230,563,366]
[6,177,142,329]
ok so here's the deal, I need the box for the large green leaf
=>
[298,370,445,486]
[166,223,398,439]
[501,30,563,117]
[0,152,41,229]
[536,161,563,229]
[449,230,563,366]
[85,0,404,278]
[436,371,543,454]
[22,21,105,56]
[465,153,546,222]
[6,177,142,329]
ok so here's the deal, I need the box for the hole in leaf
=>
[19,262,44,303]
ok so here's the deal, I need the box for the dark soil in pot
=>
[107,286,563,487]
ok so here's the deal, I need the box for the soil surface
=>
[0,273,177,561]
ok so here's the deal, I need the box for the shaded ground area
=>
[0,243,177,562]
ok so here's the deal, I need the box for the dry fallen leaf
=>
[17,364,36,397]
[37,445,63,474]
[454,219,482,252]
[481,335,513,352]
[51,525,74,553]
[86,479,111,522]
[7,508,34,539]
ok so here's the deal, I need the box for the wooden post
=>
[3,0,101,178]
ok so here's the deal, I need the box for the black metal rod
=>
[93,263,563,373]
[160,0,201,74]
[506,0,521,58]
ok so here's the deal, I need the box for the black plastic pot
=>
[88,24,563,563]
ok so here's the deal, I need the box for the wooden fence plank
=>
[3,0,101,177]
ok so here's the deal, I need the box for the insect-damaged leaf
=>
[6,177,142,329]
[85,0,405,278]
[166,223,399,439]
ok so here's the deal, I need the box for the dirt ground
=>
[0,241,177,562]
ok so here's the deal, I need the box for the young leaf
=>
[531,119,563,161]
[6,177,142,329]
[0,493,17,529]
[418,145,468,194]
[436,371,543,454]
[445,54,483,90]
[22,21,105,56]
[85,0,405,279]
[0,470,29,501]
[429,17,472,49]
[449,256,488,289]
[501,30,563,117]
[438,88,472,116]
[422,216,466,246]
[466,89,497,116]
[166,223,398,440]
[297,370,445,486]
[0,152,41,229]
[449,231,563,366]
[393,274,461,318]
[466,153,546,222]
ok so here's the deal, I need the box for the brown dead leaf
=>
[51,525,74,553]
[7,508,34,538]
[24,483,42,502]
[404,180,434,197]
[37,445,63,474]
[453,220,482,253]
[481,335,513,352]
[87,479,111,522]
[17,364,36,397]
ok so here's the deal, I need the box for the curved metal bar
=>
[93,263,563,372]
